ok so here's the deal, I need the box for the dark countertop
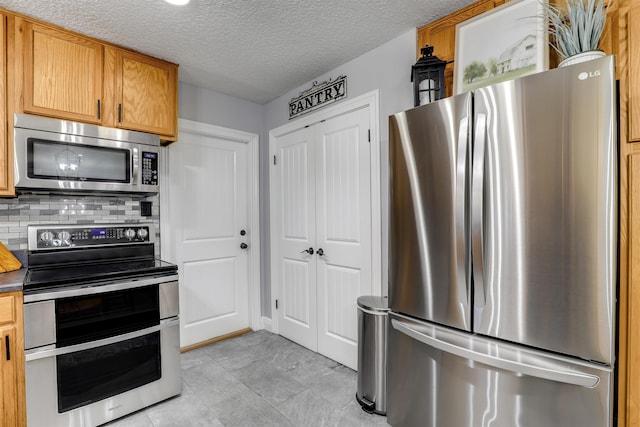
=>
[0,268,26,293]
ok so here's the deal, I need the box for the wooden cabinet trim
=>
[0,13,9,194]
[628,152,640,426]
[629,1,640,141]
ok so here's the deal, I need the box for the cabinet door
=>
[0,326,18,426]
[23,21,103,123]
[0,292,24,427]
[111,48,177,139]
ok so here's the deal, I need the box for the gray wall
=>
[178,82,264,135]
[176,82,272,317]
[176,28,416,321]
[261,28,416,318]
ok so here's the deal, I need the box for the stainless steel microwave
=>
[14,113,160,195]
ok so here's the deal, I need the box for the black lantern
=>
[411,45,447,107]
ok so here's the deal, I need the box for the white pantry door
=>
[273,126,318,351]
[274,106,372,369]
[315,107,371,368]
[169,127,250,348]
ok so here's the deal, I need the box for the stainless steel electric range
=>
[22,223,181,427]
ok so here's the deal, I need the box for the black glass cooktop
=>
[24,257,177,292]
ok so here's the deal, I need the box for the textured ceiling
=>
[0,0,475,104]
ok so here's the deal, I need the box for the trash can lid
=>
[357,295,390,312]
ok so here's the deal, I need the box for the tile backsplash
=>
[0,193,160,252]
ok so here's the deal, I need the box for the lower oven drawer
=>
[25,319,181,427]
[24,278,178,350]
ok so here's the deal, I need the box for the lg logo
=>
[578,70,601,80]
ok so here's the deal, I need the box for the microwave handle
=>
[132,147,139,184]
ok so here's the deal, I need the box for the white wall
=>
[177,27,417,320]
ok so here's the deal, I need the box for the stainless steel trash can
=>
[356,295,389,415]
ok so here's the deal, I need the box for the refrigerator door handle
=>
[471,113,487,307]
[391,318,600,389]
[455,116,470,305]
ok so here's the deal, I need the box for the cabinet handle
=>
[97,99,101,119]
[5,335,9,361]
[118,104,122,122]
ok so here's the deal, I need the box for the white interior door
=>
[273,106,372,369]
[273,126,318,351]
[315,107,372,369]
[169,128,250,348]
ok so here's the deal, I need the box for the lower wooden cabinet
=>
[0,291,25,427]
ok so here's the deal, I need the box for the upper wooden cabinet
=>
[22,21,103,124]
[12,16,178,142]
[417,0,505,97]
[104,47,177,139]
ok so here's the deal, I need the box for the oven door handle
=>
[24,274,179,303]
[25,317,179,362]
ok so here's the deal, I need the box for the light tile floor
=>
[106,330,391,427]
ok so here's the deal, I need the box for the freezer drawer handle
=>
[391,319,600,389]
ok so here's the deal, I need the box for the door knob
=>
[240,243,248,249]
[317,248,324,256]
[300,247,314,255]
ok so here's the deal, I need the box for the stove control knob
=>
[58,231,71,246]
[137,228,148,239]
[40,231,55,242]
[125,228,136,239]
[51,239,61,247]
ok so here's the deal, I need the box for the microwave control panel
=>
[141,151,158,185]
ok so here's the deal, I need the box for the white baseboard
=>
[261,316,273,332]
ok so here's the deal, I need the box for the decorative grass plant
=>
[544,0,607,59]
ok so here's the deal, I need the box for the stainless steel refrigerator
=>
[387,55,617,427]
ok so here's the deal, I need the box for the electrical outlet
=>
[140,201,152,217]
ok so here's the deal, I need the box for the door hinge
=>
[368,129,371,142]
[273,155,277,165]
[275,299,279,309]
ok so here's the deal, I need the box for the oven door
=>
[24,277,181,427]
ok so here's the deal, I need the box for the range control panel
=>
[28,224,154,250]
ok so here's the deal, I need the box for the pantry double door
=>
[272,107,372,369]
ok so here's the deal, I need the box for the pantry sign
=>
[289,76,347,119]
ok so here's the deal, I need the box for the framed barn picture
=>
[454,0,548,94]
